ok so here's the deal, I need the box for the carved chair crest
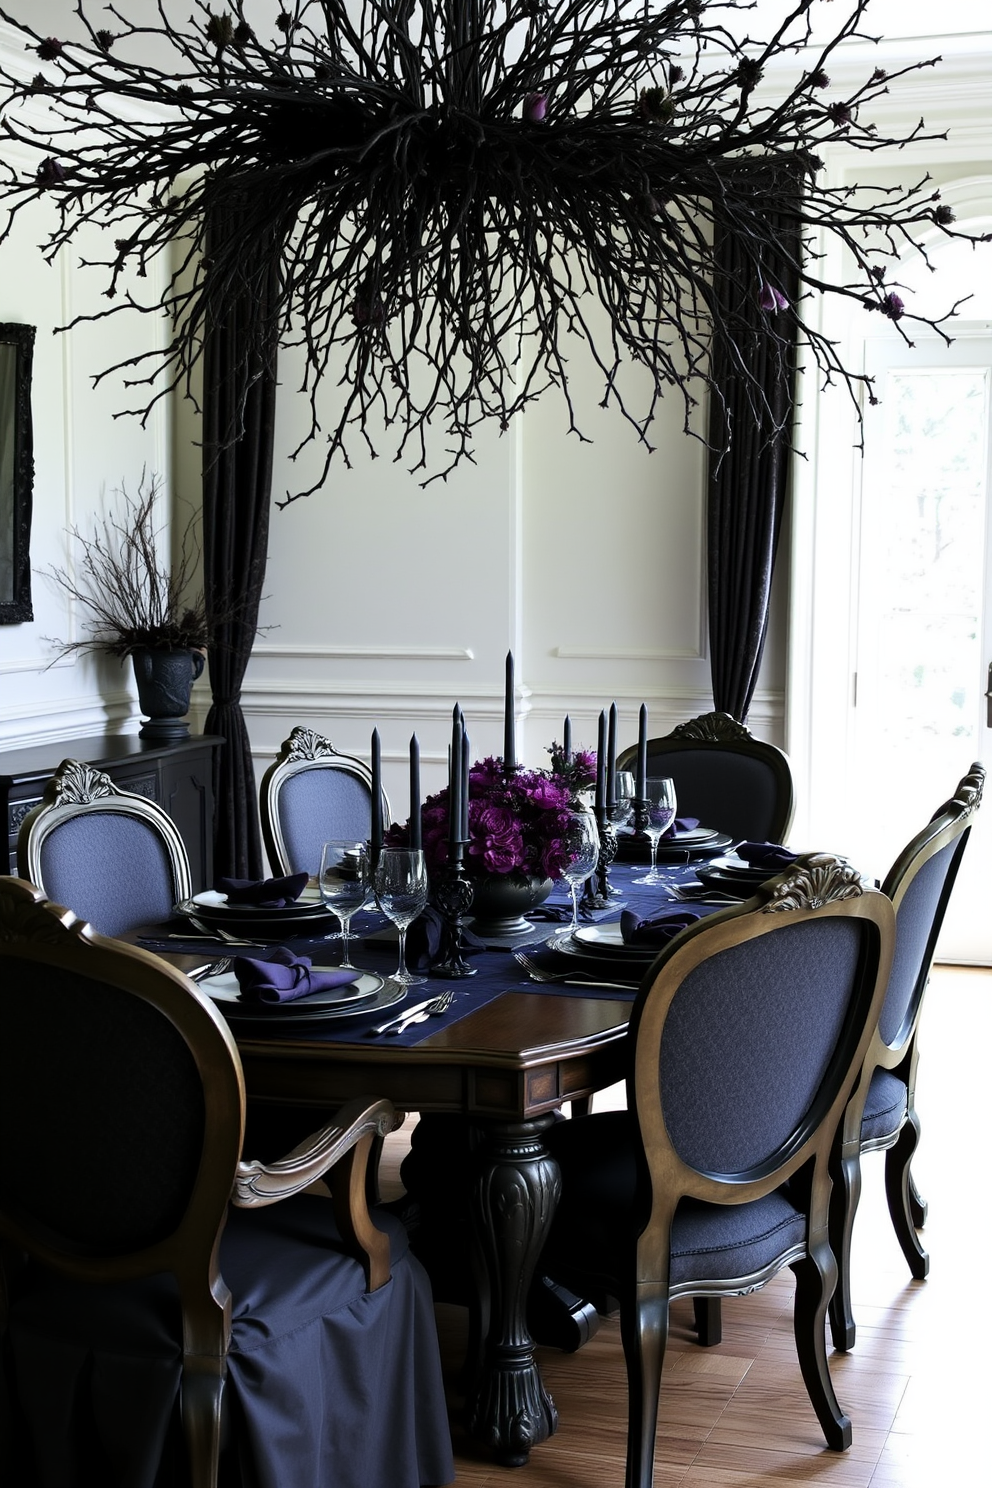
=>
[669,711,753,743]
[49,760,118,807]
[954,764,985,817]
[762,853,865,914]
[280,727,341,764]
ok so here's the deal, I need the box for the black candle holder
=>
[580,807,618,912]
[431,843,478,978]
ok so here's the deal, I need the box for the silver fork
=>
[190,956,233,982]
[513,952,635,991]
[187,916,265,947]
[373,990,454,1036]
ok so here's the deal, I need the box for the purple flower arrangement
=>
[387,749,594,883]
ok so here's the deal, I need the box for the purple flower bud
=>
[36,37,63,62]
[807,69,830,89]
[828,101,852,127]
[36,157,66,188]
[934,203,955,226]
[881,292,905,321]
[772,287,790,312]
[523,92,547,123]
[669,64,684,85]
[758,282,777,313]
[95,30,115,52]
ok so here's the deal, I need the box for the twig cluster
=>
[0,1,986,488]
[42,474,211,659]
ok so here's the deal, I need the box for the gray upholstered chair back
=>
[617,712,794,844]
[17,760,192,938]
[659,915,866,1174]
[260,727,390,875]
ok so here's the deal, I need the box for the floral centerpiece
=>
[387,745,597,887]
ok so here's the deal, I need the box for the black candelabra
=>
[580,805,618,912]
[431,844,478,978]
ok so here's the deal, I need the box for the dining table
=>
[140,840,752,1467]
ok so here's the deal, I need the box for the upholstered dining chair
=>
[260,725,391,876]
[537,854,894,1487]
[827,761,985,1351]
[0,877,454,1488]
[615,710,794,844]
[17,757,192,938]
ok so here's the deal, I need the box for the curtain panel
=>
[706,163,802,724]
[202,201,281,879]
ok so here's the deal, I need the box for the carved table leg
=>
[467,1115,561,1466]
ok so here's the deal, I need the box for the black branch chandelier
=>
[0,0,985,488]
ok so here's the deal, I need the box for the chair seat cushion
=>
[860,1068,908,1145]
[543,1111,807,1288]
[9,1198,453,1488]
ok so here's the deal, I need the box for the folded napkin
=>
[734,842,798,872]
[620,903,714,948]
[234,947,360,1005]
[216,871,309,908]
[406,905,486,972]
[527,901,602,925]
[661,815,700,840]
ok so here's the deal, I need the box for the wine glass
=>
[560,811,600,933]
[318,839,369,968]
[610,771,636,831]
[633,777,678,886]
[373,847,429,986]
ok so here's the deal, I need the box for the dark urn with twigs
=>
[43,476,210,740]
[0,2,986,490]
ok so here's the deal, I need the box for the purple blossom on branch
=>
[881,292,905,320]
[523,92,547,122]
[758,282,789,313]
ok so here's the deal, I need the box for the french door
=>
[848,331,992,962]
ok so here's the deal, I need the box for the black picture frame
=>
[0,322,35,624]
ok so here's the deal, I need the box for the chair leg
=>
[791,1248,851,1451]
[693,1296,722,1346]
[180,1362,226,1488]
[827,1139,861,1353]
[619,1287,670,1488]
[884,1115,930,1281]
[908,1170,928,1229]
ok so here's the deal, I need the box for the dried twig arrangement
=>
[0,1,985,488]
[42,475,211,659]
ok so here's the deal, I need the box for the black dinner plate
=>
[614,828,733,862]
[199,969,400,1027]
[178,890,338,938]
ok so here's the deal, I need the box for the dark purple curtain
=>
[202,202,281,879]
[706,165,801,724]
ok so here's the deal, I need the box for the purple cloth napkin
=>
[234,947,360,1005]
[216,871,309,908]
[661,815,700,840]
[735,842,798,871]
[620,903,714,948]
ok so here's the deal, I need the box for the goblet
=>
[610,771,636,831]
[560,811,601,932]
[373,847,429,986]
[632,777,678,886]
[318,840,369,968]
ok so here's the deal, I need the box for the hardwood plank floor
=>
[380,965,990,1487]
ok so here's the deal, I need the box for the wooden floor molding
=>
[380,965,990,1487]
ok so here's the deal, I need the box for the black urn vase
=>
[131,647,205,742]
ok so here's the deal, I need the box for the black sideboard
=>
[1,733,223,892]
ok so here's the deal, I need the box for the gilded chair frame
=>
[827,762,984,1350]
[17,757,192,909]
[0,877,396,1488]
[616,710,795,843]
[260,725,390,876]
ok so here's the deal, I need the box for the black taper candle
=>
[503,650,515,770]
[449,706,463,848]
[370,728,383,854]
[595,711,606,814]
[461,728,470,842]
[606,702,618,809]
[409,733,421,850]
[563,714,572,764]
[636,703,648,801]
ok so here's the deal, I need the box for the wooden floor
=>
[380,965,990,1488]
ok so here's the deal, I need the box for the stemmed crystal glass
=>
[318,840,369,968]
[632,777,678,886]
[610,770,636,831]
[560,811,600,933]
[373,847,429,986]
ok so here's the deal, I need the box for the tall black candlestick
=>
[606,702,618,809]
[595,711,606,815]
[461,728,470,842]
[563,715,572,764]
[449,706,463,848]
[636,704,648,801]
[370,728,383,854]
[503,650,516,770]
[409,733,422,850]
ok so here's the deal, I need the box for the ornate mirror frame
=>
[0,322,35,624]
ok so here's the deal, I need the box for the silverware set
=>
[369,990,454,1036]
[512,951,636,991]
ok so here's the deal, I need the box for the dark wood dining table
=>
[144,855,722,1466]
